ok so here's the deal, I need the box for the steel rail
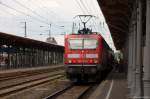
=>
[0,73,64,97]
[77,86,93,99]
[44,84,74,99]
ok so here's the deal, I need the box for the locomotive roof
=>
[66,32,101,36]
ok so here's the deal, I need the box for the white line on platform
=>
[105,80,114,99]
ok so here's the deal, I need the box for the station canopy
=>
[97,0,135,49]
[0,32,64,51]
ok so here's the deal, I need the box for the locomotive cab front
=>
[64,34,102,82]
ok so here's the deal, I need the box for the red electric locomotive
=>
[64,15,113,82]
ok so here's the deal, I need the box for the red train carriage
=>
[64,33,113,82]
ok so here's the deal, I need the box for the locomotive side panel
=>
[101,38,113,72]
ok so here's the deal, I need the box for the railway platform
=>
[0,64,63,73]
[0,65,64,78]
[89,70,128,99]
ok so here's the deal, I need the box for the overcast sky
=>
[0,0,116,50]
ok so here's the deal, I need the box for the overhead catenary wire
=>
[30,0,59,20]
[80,0,115,49]
[90,0,102,18]
[21,1,52,36]
[0,6,17,16]
[82,0,100,32]
[28,0,65,28]
[90,0,109,31]
[74,0,97,31]
[88,0,113,42]
[74,0,87,14]
[29,0,75,34]
[0,1,49,25]
[36,0,65,24]
[78,0,98,32]
[13,0,49,22]
[73,0,87,31]
[79,0,90,14]
[84,0,107,33]
[80,0,98,31]
[89,0,105,30]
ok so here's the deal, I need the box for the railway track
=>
[44,84,94,99]
[0,66,63,81]
[0,70,65,98]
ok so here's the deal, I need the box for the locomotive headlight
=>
[94,60,98,63]
[68,60,72,63]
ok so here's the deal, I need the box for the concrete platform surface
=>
[89,71,128,99]
[0,64,63,74]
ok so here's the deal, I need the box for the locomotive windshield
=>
[69,38,97,49]
[69,39,83,49]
